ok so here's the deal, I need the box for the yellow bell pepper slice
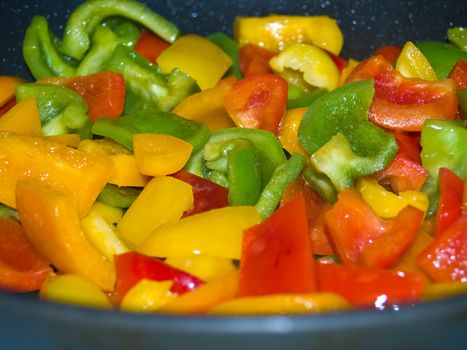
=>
[16,179,115,291]
[0,96,42,137]
[133,133,193,177]
[139,206,261,260]
[40,274,112,309]
[0,132,113,217]
[88,201,123,224]
[208,292,352,315]
[117,176,194,248]
[159,271,239,314]
[270,43,340,90]
[165,255,236,282]
[157,34,232,90]
[0,76,24,106]
[120,279,175,313]
[78,138,150,187]
[45,133,81,148]
[278,107,308,156]
[339,58,359,85]
[173,77,236,130]
[234,15,343,55]
[80,202,128,262]
[395,41,437,81]
[422,281,467,301]
[357,177,428,218]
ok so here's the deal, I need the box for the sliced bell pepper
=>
[234,15,343,55]
[134,30,170,62]
[286,88,327,109]
[395,41,437,80]
[423,281,467,301]
[120,279,175,312]
[317,261,424,309]
[157,34,232,90]
[448,27,467,52]
[346,55,459,131]
[239,43,276,77]
[224,73,288,135]
[16,180,115,291]
[374,46,401,66]
[0,96,42,137]
[416,41,467,79]
[449,60,467,117]
[61,0,179,60]
[277,107,308,157]
[97,184,141,209]
[139,206,261,260]
[114,251,203,302]
[433,168,464,239]
[339,58,359,86]
[116,176,193,248]
[269,43,340,91]
[165,256,236,282]
[239,194,316,297]
[0,76,24,107]
[208,32,242,80]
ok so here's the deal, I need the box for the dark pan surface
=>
[0,1,466,349]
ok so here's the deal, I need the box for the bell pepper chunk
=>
[0,76,24,107]
[0,96,42,137]
[165,255,236,282]
[134,30,170,62]
[239,43,276,77]
[0,132,113,217]
[278,107,308,157]
[120,280,175,312]
[395,41,437,81]
[139,206,261,260]
[423,281,467,301]
[239,194,316,297]
[447,27,467,52]
[374,46,401,66]
[16,180,115,291]
[416,41,467,79]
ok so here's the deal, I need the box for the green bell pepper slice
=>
[97,184,141,208]
[421,119,467,216]
[416,41,467,79]
[447,27,467,52]
[302,164,337,204]
[208,32,242,80]
[287,88,327,109]
[92,110,211,152]
[102,16,141,48]
[61,0,180,60]
[0,204,19,220]
[458,89,467,117]
[298,79,398,193]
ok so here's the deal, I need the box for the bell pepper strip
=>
[234,15,343,55]
[449,60,467,89]
[299,79,398,193]
[134,30,170,62]
[120,280,175,312]
[172,171,229,217]
[0,132,113,217]
[0,76,24,107]
[269,43,340,91]
[255,153,307,219]
[97,184,141,209]
[117,176,193,248]
[224,73,288,135]
[423,281,467,301]
[420,120,467,216]
[173,77,236,131]
[92,110,210,152]
[165,256,236,282]
[16,180,115,291]
[360,206,424,269]
[339,58,359,85]
[132,133,193,177]
[207,32,242,80]
[448,27,467,51]
[0,204,18,220]
[15,83,91,138]
[23,16,76,80]
[239,194,316,297]
[61,0,180,60]
[114,251,204,302]
[326,50,346,72]
[209,293,351,315]
[0,217,51,292]
[416,41,467,79]
[239,44,276,77]
[395,41,437,81]
[417,215,467,283]
[346,55,459,132]
[302,163,338,204]
[139,206,261,260]
[286,88,327,109]
[433,168,464,239]
[0,96,42,137]
[102,16,141,48]
[160,271,239,314]
[316,261,424,309]
[157,34,233,90]
[277,107,308,157]
[40,274,112,309]
[374,46,401,66]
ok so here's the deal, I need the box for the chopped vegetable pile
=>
[0,0,466,315]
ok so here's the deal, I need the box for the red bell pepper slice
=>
[346,55,458,131]
[0,217,51,292]
[134,30,171,62]
[317,260,424,309]
[239,43,276,77]
[224,73,288,135]
[238,194,316,297]
[449,60,467,89]
[417,215,467,282]
[114,251,204,301]
[65,72,126,122]
[373,45,401,66]
[434,168,464,239]
[325,50,347,72]
[172,170,229,217]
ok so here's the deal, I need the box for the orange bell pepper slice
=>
[0,96,42,137]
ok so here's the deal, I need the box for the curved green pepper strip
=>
[421,119,467,216]
[92,110,210,153]
[15,83,91,138]
[103,16,141,48]
[416,41,467,79]
[303,164,337,204]
[447,27,467,52]
[23,16,76,80]
[298,79,398,193]
[61,0,180,60]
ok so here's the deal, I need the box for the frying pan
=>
[0,1,466,349]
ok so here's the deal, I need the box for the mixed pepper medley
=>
[0,0,466,315]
